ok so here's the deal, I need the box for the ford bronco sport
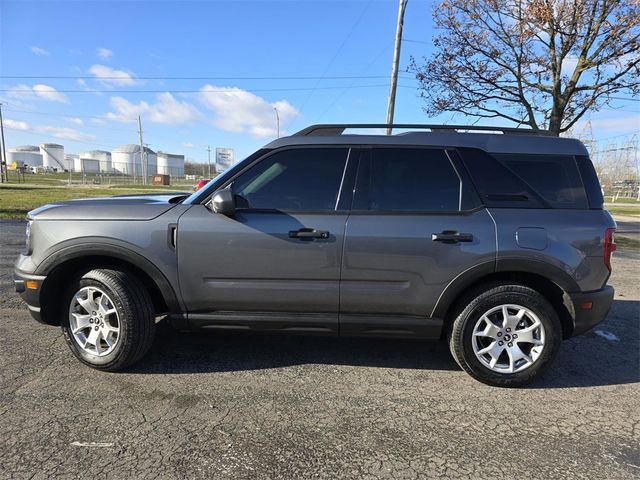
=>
[14,124,616,387]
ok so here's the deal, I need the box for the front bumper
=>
[14,269,47,324]
[568,285,615,337]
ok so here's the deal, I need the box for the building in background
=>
[7,141,193,178]
[40,144,65,171]
[157,152,185,177]
[111,144,157,176]
[79,150,112,173]
[7,145,43,168]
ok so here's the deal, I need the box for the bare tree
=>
[409,0,640,135]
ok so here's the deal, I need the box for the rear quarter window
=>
[493,153,589,209]
[576,155,605,209]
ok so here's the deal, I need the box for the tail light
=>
[604,228,616,271]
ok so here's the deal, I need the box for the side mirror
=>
[207,186,236,216]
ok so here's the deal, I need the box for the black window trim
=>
[205,144,357,215]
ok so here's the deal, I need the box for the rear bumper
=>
[568,285,614,337]
[14,269,46,324]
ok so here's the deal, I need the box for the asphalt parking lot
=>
[1,219,638,479]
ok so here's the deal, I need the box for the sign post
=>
[215,148,234,173]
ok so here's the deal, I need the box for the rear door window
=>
[353,148,462,212]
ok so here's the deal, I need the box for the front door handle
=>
[431,231,473,243]
[289,228,330,239]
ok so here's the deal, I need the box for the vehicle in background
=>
[195,178,210,191]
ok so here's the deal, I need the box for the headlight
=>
[25,220,32,253]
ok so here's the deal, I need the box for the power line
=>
[315,42,394,123]
[291,0,374,129]
[595,131,640,142]
[403,38,432,45]
[0,74,411,81]
[0,84,403,95]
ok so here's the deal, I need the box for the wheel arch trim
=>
[36,242,182,313]
[432,258,580,319]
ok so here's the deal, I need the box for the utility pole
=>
[207,145,212,178]
[386,0,408,135]
[137,115,146,185]
[0,103,7,183]
[274,107,280,138]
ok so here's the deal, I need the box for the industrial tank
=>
[157,152,185,177]
[112,144,156,176]
[40,144,65,170]
[79,150,112,173]
[7,145,42,168]
[74,156,100,173]
[65,154,79,172]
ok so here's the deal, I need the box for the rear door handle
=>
[431,231,473,243]
[289,228,330,239]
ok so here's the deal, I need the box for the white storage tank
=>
[112,144,156,176]
[157,152,185,177]
[75,156,100,173]
[79,150,112,173]
[146,151,157,176]
[40,143,65,171]
[7,145,42,168]
[64,154,78,172]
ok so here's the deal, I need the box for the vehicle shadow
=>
[130,300,639,389]
[132,328,460,374]
[531,299,639,389]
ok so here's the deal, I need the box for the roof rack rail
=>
[293,124,553,137]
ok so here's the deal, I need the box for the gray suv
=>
[14,124,616,387]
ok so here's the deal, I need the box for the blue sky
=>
[1,0,638,163]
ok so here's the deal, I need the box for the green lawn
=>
[616,236,640,251]
[607,206,640,217]
[607,197,640,204]
[0,184,188,219]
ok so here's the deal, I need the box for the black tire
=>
[61,269,155,371]
[449,282,562,387]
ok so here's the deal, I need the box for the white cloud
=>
[199,86,299,138]
[65,117,84,126]
[89,64,138,86]
[561,57,579,76]
[6,84,36,100]
[30,46,50,56]
[106,92,202,125]
[77,78,103,96]
[97,48,114,59]
[37,125,96,142]
[182,141,195,149]
[7,84,68,103]
[5,119,30,131]
[33,84,68,103]
[4,120,94,141]
[588,115,640,132]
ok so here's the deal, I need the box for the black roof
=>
[264,124,589,156]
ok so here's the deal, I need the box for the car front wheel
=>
[61,269,155,371]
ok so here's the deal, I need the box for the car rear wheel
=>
[61,269,155,371]
[449,282,561,387]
